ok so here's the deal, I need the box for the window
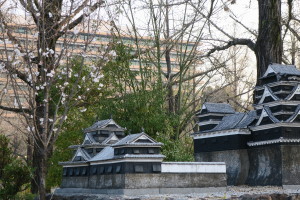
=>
[96,148,102,153]
[133,149,140,154]
[148,148,155,154]
[87,148,93,154]
[68,168,74,176]
[63,168,67,176]
[91,167,97,175]
[73,156,81,161]
[134,165,144,173]
[82,167,87,175]
[120,149,125,154]
[114,149,119,155]
[152,164,161,172]
[75,168,80,176]
[100,130,109,135]
[116,165,121,173]
[106,166,112,173]
[99,167,104,174]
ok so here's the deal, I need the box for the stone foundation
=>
[58,173,227,195]
[195,149,249,185]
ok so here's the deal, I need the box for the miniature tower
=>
[247,64,300,186]
[194,103,256,185]
[193,64,300,187]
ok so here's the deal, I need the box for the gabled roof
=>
[255,106,280,126]
[89,146,114,162]
[112,132,162,147]
[82,133,97,145]
[84,119,125,133]
[200,102,235,114]
[71,148,91,162]
[262,64,300,78]
[201,111,256,133]
[101,133,119,144]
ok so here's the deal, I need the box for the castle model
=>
[193,64,300,187]
[57,119,226,195]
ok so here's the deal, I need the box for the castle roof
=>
[200,102,235,114]
[112,132,163,147]
[201,111,256,133]
[262,64,300,78]
[84,119,125,133]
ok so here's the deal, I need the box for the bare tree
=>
[0,1,116,199]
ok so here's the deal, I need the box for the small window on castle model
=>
[68,168,74,176]
[82,167,87,175]
[87,148,93,154]
[115,149,119,155]
[99,167,104,174]
[63,168,67,176]
[134,165,144,173]
[74,156,81,161]
[75,168,80,176]
[148,148,155,154]
[116,165,121,173]
[286,128,292,132]
[91,167,97,175]
[101,130,109,135]
[286,106,292,111]
[120,149,125,154]
[106,166,112,173]
[133,149,140,154]
[96,148,102,153]
[152,164,161,172]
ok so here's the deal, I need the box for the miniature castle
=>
[57,119,226,195]
[193,64,300,187]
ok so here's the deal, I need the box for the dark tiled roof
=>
[262,64,300,78]
[201,103,235,114]
[201,111,256,133]
[235,111,257,128]
[264,106,280,123]
[286,105,300,122]
[89,146,114,161]
[84,119,125,133]
[112,132,161,147]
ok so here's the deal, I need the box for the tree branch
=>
[1,61,32,87]
[201,38,256,58]
[0,105,30,114]
[56,1,104,38]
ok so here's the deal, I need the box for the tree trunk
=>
[255,0,282,83]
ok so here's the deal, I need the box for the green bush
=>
[0,135,32,200]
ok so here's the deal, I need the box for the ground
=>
[50,186,300,200]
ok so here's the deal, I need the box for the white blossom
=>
[80,108,87,112]
[14,99,18,107]
[48,12,53,18]
[73,29,79,35]
[109,50,117,57]
[49,49,54,54]
[36,12,40,17]
[49,118,53,122]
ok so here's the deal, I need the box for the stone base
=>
[55,187,227,195]
[195,149,249,185]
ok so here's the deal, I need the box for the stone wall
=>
[195,149,249,185]
[61,173,226,189]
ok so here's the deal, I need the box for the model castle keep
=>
[57,119,226,195]
[193,64,300,187]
